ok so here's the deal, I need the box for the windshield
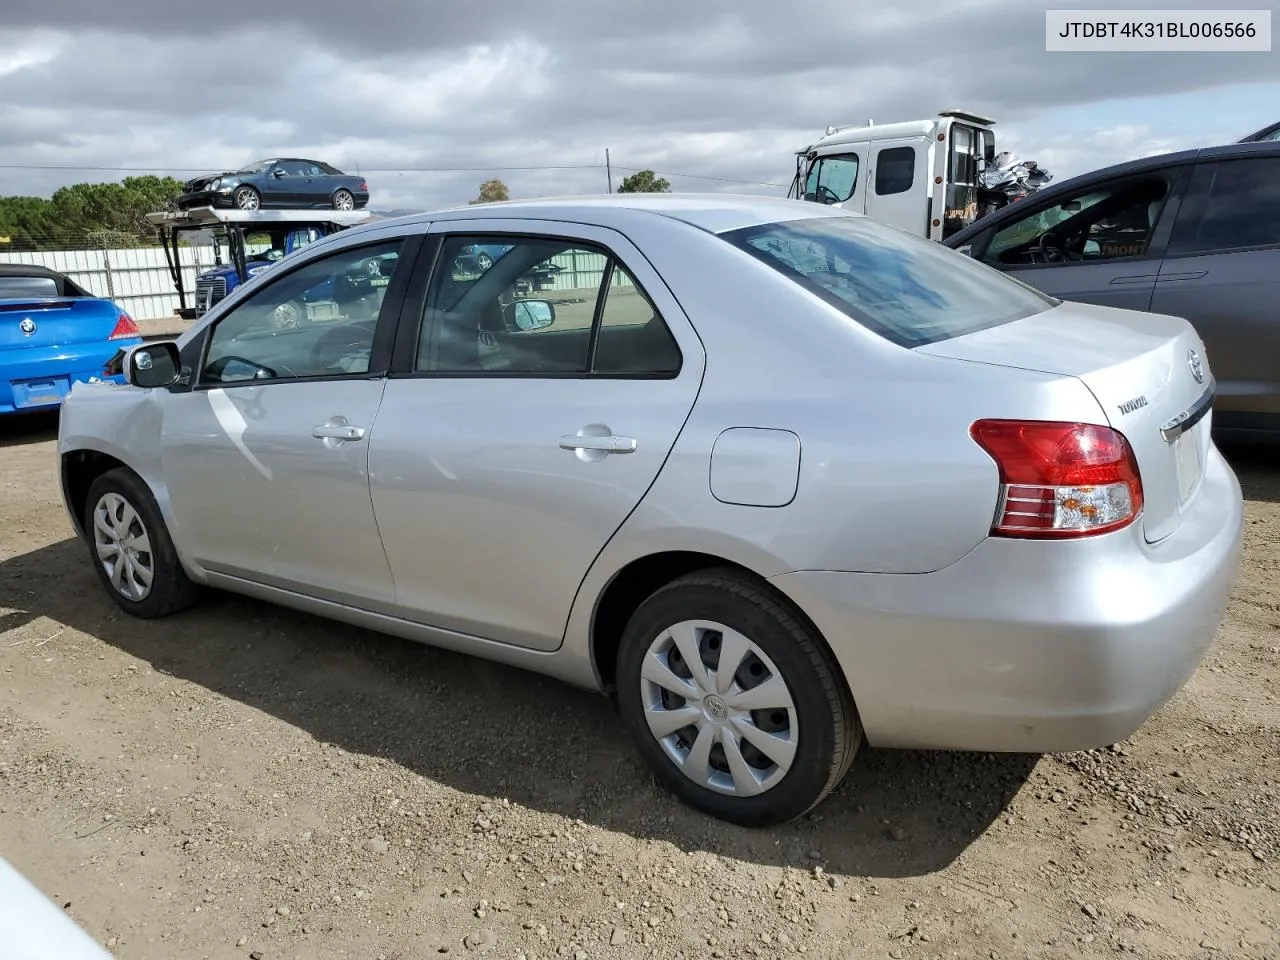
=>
[721,215,1057,347]
[237,160,273,174]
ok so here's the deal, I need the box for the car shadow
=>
[1220,441,1280,504]
[0,411,58,448]
[2,537,1034,879]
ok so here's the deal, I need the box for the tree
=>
[471,178,510,204]
[617,170,671,193]
[0,174,185,249]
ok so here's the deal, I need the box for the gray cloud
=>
[2,0,1276,211]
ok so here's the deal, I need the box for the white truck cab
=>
[788,109,997,241]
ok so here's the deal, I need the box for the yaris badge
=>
[18,317,36,336]
[1187,348,1204,385]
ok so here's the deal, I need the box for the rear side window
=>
[0,276,60,298]
[875,147,915,195]
[722,215,1056,348]
[1169,157,1280,253]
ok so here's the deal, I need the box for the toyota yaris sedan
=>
[57,194,1244,827]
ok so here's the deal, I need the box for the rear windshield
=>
[0,276,60,298]
[721,214,1057,347]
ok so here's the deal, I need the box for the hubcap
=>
[640,620,798,797]
[237,190,259,210]
[336,192,354,210]
[92,492,154,602]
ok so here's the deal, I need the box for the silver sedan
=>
[57,194,1244,826]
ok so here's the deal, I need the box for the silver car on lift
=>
[57,194,1243,826]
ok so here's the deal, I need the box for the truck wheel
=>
[234,186,261,211]
[332,189,355,211]
[270,299,307,329]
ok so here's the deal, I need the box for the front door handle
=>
[312,422,366,441]
[559,434,637,454]
[1157,271,1209,282]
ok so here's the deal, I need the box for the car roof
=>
[371,192,856,236]
[945,139,1280,245]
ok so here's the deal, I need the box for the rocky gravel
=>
[1,414,1278,959]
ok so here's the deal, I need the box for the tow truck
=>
[787,108,1001,241]
[146,206,373,324]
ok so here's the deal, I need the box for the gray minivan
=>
[944,140,1280,440]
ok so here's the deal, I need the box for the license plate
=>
[11,377,70,409]
[1174,424,1203,503]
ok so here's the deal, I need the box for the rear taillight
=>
[359,180,368,192]
[970,420,1143,538]
[108,313,140,340]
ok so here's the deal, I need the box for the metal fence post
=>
[102,247,116,300]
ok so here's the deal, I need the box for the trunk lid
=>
[918,301,1214,543]
[0,297,128,350]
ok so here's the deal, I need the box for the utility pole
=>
[606,149,612,193]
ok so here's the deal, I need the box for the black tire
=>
[83,467,201,619]
[233,186,261,211]
[616,568,861,827]
[332,189,355,211]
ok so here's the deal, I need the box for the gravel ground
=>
[1,412,1277,960]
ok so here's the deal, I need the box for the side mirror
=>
[509,298,556,331]
[272,168,287,178]
[124,342,181,389]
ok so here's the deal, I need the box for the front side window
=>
[722,214,1055,348]
[417,235,681,376]
[1169,157,1280,253]
[984,175,1171,265]
[875,146,915,195]
[803,154,859,205]
[201,239,405,384]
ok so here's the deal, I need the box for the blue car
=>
[177,158,371,212]
[0,264,142,416]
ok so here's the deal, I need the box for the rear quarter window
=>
[0,276,61,298]
[721,215,1057,347]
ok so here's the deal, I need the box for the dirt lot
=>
[1,413,1277,960]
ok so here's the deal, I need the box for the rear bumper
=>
[770,445,1245,753]
[1,344,138,414]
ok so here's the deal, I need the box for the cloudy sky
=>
[2,0,1277,212]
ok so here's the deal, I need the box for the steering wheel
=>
[812,184,842,205]
[1038,228,1083,264]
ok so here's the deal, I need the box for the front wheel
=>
[84,468,201,619]
[616,569,861,827]
[234,186,261,211]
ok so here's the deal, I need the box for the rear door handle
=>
[559,434,637,454]
[1157,271,1209,282]
[1109,274,1160,284]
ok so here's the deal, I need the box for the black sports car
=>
[177,158,370,212]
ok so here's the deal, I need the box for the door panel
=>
[1152,249,1280,416]
[160,234,418,607]
[162,379,395,605]
[864,140,930,236]
[1151,156,1280,422]
[370,221,703,651]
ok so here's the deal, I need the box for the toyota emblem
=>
[18,317,36,336]
[1187,348,1204,385]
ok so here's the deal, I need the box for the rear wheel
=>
[234,186,261,211]
[84,468,201,619]
[332,189,355,211]
[616,569,860,827]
